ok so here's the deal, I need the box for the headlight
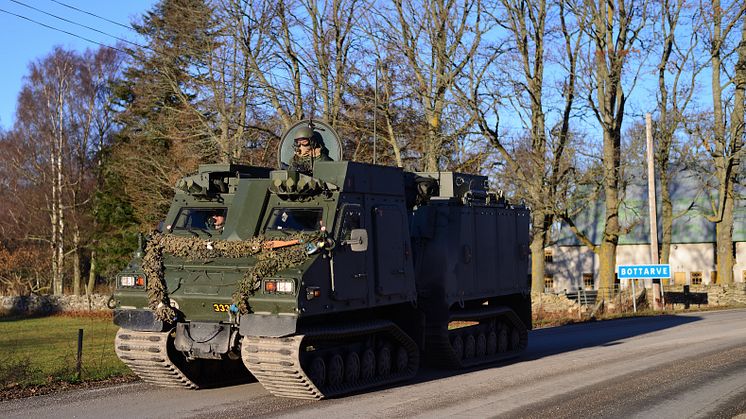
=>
[119,274,145,288]
[264,279,295,294]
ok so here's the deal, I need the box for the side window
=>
[173,208,227,231]
[265,208,324,232]
[337,205,363,241]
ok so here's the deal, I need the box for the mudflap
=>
[239,313,297,337]
[113,309,166,332]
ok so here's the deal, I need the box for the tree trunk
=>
[86,249,97,297]
[385,118,404,167]
[720,16,746,284]
[716,177,736,285]
[598,240,617,300]
[599,125,622,299]
[707,1,745,285]
[425,119,441,171]
[54,147,65,296]
[53,84,66,296]
[73,229,81,296]
[530,211,547,295]
[660,173,673,264]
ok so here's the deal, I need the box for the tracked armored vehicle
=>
[112,120,531,399]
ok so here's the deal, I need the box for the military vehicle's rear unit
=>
[113,120,531,399]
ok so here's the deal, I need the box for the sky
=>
[0,0,156,129]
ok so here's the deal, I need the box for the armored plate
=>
[278,120,343,169]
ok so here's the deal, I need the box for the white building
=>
[542,171,746,293]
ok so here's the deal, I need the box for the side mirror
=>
[346,229,368,252]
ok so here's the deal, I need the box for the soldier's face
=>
[295,138,311,148]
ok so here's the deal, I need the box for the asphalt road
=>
[4,309,746,419]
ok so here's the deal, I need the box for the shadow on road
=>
[347,313,702,397]
[523,314,701,359]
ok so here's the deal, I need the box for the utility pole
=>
[646,113,659,265]
[373,59,378,165]
[646,113,662,309]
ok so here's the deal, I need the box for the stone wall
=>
[661,284,746,307]
[706,285,746,306]
[532,292,587,315]
[533,289,646,317]
[0,294,112,314]
[531,293,593,318]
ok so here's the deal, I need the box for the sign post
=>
[617,264,672,312]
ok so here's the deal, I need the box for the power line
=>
[0,3,222,78]
[4,1,211,74]
[0,3,360,109]
[49,0,134,32]
[0,7,126,54]
[9,0,144,50]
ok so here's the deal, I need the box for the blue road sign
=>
[617,264,671,279]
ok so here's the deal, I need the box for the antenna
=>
[310,82,317,121]
[373,59,378,165]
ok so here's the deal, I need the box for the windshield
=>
[266,208,323,232]
[173,208,227,232]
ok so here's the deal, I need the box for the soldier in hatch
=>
[289,126,331,174]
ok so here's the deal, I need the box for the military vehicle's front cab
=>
[112,164,274,388]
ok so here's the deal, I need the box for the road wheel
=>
[487,331,498,355]
[476,332,487,357]
[344,352,360,383]
[497,325,508,353]
[510,327,521,350]
[464,334,476,359]
[327,354,344,386]
[377,345,392,376]
[395,346,408,372]
[308,356,326,387]
[451,335,464,360]
[361,349,375,379]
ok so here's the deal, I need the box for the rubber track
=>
[241,320,419,399]
[115,328,199,389]
[425,306,528,369]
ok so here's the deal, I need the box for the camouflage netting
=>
[143,232,321,322]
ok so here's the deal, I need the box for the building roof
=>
[554,169,746,246]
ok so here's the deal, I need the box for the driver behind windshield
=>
[208,212,226,232]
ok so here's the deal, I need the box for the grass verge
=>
[1,304,742,399]
[0,312,132,397]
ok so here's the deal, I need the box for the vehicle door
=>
[331,204,368,301]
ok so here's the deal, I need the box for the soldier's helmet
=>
[293,126,317,147]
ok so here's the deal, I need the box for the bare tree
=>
[354,15,429,167]
[461,0,584,294]
[652,0,701,265]
[693,0,746,285]
[302,0,362,126]
[13,49,80,296]
[6,47,115,295]
[566,0,649,299]
[227,0,307,131]
[385,0,488,171]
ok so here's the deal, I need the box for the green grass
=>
[0,314,131,389]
